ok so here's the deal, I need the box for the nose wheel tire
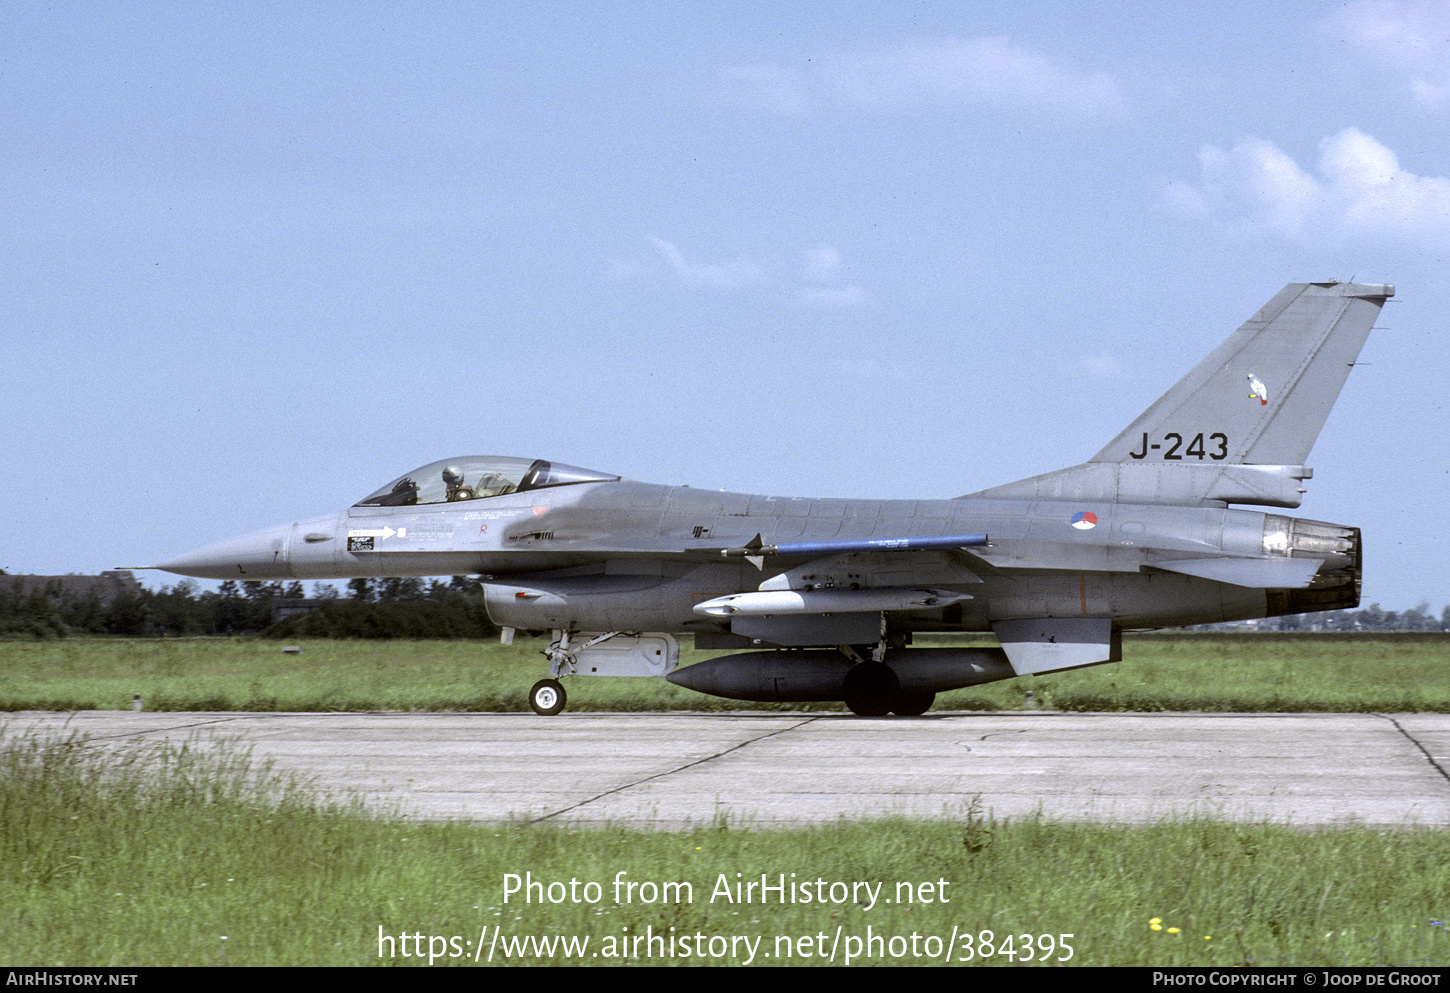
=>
[529,678,566,716]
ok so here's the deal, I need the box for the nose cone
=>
[155,522,297,580]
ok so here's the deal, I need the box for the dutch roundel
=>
[1070,511,1098,530]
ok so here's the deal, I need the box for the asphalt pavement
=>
[6,710,1448,828]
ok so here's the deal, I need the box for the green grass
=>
[2,730,1446,967]
[994,632,1450,713]
[1,633,1447,713]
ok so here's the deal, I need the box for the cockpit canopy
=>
[355,457,619,507]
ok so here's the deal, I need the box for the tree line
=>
[0,574,497,639]
[1249,602,1450,633]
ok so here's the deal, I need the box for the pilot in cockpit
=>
[442,465,475,501]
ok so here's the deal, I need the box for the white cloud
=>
[649,237,767,289]
[1321,1,1450,109]
[1410,79,1450,106]
[1177,128,1450,244]
[1079,351,1122,380]
[645,237,868,307]
[802,244,842,283]
[797,244,866,307]
[1197,138,1321,240]
[718,37,1122,120]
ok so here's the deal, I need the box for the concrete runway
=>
[5,710,1449,828]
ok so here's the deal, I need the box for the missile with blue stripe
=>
[720,533,990,559]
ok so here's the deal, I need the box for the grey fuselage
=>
[165,475,1356,638]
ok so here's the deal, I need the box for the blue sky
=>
[5,1,1448,611]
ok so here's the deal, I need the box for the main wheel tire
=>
[842,661,899,717]
[529,678,566,716]
[891,690,935,717]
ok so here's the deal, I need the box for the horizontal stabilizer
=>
[1145,557,1322,589]
[993,618,1119,676]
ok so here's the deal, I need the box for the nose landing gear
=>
[529,678,566,716]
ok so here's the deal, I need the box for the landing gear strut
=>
[529,630,682,715]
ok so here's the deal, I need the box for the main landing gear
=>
[839,646,936,717]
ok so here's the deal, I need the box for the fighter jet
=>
[151,281,1392,716]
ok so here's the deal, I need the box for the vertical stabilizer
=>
[965,281,1391,507]
[1090,281,1391,467]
